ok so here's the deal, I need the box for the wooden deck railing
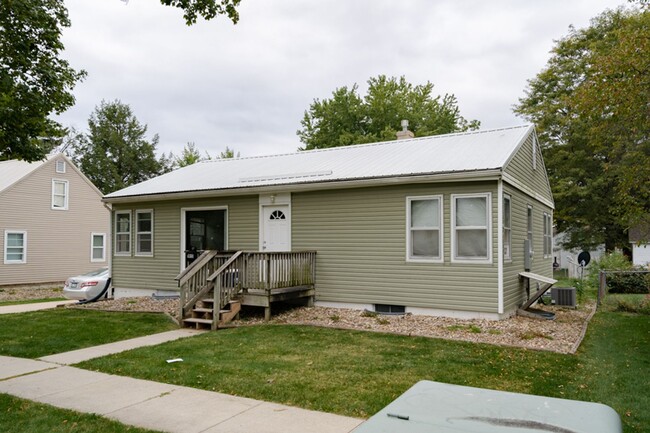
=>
[176,250,317,325]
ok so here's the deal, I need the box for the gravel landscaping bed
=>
[0,286,65,302]
[68,296,595,354]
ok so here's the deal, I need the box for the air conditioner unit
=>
[551,287,576,307]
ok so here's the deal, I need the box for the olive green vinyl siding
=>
[292,182,500,313]
[503,134,554,205]
[111,195,258,292]
[502,186,554,313]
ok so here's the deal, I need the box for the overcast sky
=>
[57,0,626,158]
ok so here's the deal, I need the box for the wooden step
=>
[218,300,241,326]
[192,307,213,314]
[183,317,213,325]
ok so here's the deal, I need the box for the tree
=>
[298,75,479,150]
[514,7,649,250]
[219,146,239,159]
[159,0,241,25]
[0,0,86,162]
[175,142,207,167]
[70,100,169,194]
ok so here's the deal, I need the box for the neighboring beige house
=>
[0,154,110,286]
[104,125,554,320]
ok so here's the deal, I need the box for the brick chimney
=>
[396,119,414,140]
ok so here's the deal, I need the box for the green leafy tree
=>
[159,0,241,25]
[514,7,649,250]
[175,142,207,167]
[219,146,239,159]
[298,75,480,150]
[70,100,168,194]
[0,0,86,162]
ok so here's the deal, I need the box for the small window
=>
[452,194,491,262]
[527,205,534,255]
[115,211,131,255]
[56,160,66,173]
[52,179,69,210]
[375,304,406,315]
[503,195,511,261]
[543,213,552,257]
[4,230,27,264]
[91,233,106,262]
[269,210,286,220]
[406,196,442,262]
[136,210,153,256]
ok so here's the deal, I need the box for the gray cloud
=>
[57,0,626,158]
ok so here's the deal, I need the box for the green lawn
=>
[0,297,67,306]
[77,311,649,432]
[0,309,178,359]
[0,393,161,433]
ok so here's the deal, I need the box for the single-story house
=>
[0,154,110,286]
[104,124,554,320]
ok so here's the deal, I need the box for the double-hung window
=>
[543,212,552,257]
[91,233,106,262]
[407,196,442,262]
[527,205,534,256]
[503,195,512,261]
[115,211,131,255]
[52,179,69,210]
[4,230,27,264]
[452,193,491,262]
[136,210,153,256]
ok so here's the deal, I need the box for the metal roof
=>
[0,158,48,194]
[105,125,534,200]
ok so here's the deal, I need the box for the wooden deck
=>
[242,285,315,320]
[175,250,316,329]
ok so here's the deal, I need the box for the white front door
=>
[262,205,290,252]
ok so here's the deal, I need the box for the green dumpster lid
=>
[353,381,621,433]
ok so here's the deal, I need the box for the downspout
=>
[103,202,113,298]
[497,179,504,315]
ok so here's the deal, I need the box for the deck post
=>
[264,306,271,322]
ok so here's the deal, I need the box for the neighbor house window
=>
[115,211,131,255]
[4,230,27,264]
[136,210,153,256]
[91,233,106,262]
[543,212,552,257]
[503,195,511,261]
[406,196,442,262]
[527,205,534,255]
[452,193,491,262]
[51,179,68,210]
[56,160,66,173]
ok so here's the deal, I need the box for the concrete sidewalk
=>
[0,299,77,315]
[0,356,363,433]
[38,329,204,365]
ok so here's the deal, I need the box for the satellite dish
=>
[577,251,591,267]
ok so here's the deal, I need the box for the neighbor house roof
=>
[0,158,49,194]
[105,124,535,201]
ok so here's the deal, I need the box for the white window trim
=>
[543,212,552,258]
[451,193,492,264]
[406,195,443,263]
[90,232,106,262]
[527,205,534,257]
[135,209,154,257]
[503,194,512,262]
[51,179,69,210]
[56,160,66,173]
[4,230,27,264]
[114,211,132,256]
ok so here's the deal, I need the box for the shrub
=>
[586,251,633,290]
[606,272,650,294]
